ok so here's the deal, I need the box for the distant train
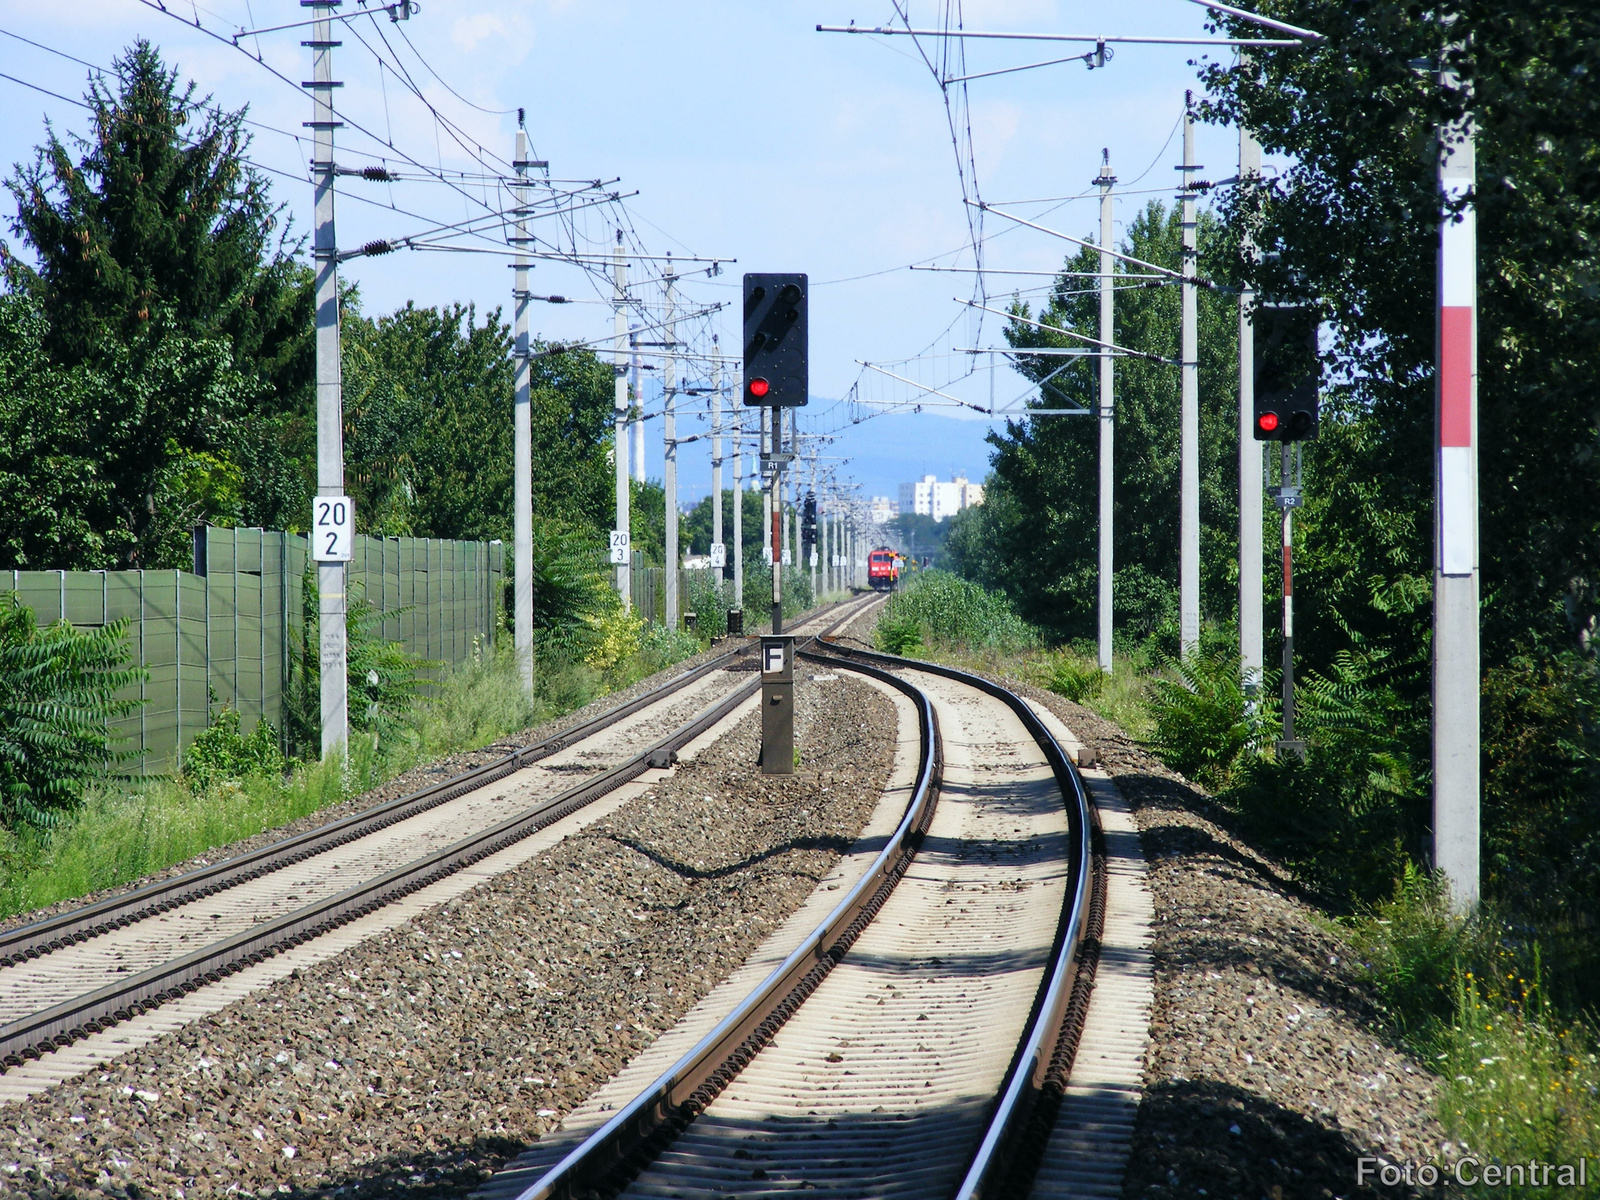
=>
[867,547,902,591]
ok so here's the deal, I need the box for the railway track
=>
[482,642,1104,1200]
[0,596,881,1091]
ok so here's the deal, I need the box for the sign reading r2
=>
[313,496,354,562]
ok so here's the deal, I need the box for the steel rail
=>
[0,597,872,1068]
[0,594,866,971]
[509,647,942,1200]
[0,645,749,971]
[820,641,1098,1197]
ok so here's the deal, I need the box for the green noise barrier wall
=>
[4,526,504,775]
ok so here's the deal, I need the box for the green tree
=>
[681,486,766,558]
[340,301,615,545]
[1,42,314,563]
[949,201,1239,644]
[0,296,113,568]
[3,41,310,386]
[1198,1,1600,990]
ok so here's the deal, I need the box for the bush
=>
[875,615,924,656]
[0,593,145,831]
[740,560,814,624]
[1146,648,1261,792]
[182,709,285,792]
[876,570,1037,654]
[1041,648,1105,703]
[683,568,730,638]
[1348,876,1600,1183]
[285,572,436,756]
[1346,864,1482,1037]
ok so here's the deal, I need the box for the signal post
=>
[744,271,808,767]
[1253,304,1321,758]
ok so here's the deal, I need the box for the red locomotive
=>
[867,548,901,591]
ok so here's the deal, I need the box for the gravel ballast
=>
[0,670,898,1200]
[1012,693,1445,1200]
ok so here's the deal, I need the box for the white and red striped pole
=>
[1433,63,1479,912]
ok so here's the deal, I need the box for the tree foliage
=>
[0,42,313,566]
[341,300,615,543]
[0,595,144,831]
[948,202,1239,643]
[1193,0,1600,985]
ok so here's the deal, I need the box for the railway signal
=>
[743,273,809,407]
[1252,304,1320,441]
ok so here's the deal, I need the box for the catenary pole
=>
[510,127,535,691]
[768,409,780,569]
[613,231,630,610]
[733,408,744,617]
[820,492,829,596]
[630,327,645,483]
[663,258,679,629]
[785,426,796,568]
[1097,148,1116,675]
[711,335,724,601]
[1179,94,1201,657]
[1280,443,1298,744]
[309,1,348,759]
[1434,53,1480,912]
[1239,120,1264,697]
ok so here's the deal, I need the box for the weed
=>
[1040,647,1105,704]
[876,615,924,656]
[181,709,285,793]
[1146,648,1263,792]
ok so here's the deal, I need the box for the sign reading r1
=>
[313,495,354,562]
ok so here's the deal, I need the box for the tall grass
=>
[1347,876,1600,1193]
[874,570,1037,655]
[0,749,354,917]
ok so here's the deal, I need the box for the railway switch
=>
[760,634,796,775]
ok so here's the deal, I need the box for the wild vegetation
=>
[0,44,736,914]
[875,4,1600,1183]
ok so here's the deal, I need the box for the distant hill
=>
[829,410,999,502]
[659,406,1000,510]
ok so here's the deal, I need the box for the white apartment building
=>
[897,474,985,523]
[869,496,898,524]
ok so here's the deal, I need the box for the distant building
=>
[869,496,898,524]
[897,474,985,523]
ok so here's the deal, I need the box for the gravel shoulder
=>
[988,683,1443,1200]
[831,604,1444,1200]
[0,669,899,1200]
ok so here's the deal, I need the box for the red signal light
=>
[1257,411,1279,432]
[749,377,770,398]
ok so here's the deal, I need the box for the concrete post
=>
[1097,149,1116,674]
[1179,94,1201,658]
[309,3,348,758]
[1239,123,1264,696]
[1433,60,1480,912]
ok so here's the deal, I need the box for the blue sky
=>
[0,1,1266,504]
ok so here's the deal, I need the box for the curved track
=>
[489,644,1097,1200]
[0,597,879,1076]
